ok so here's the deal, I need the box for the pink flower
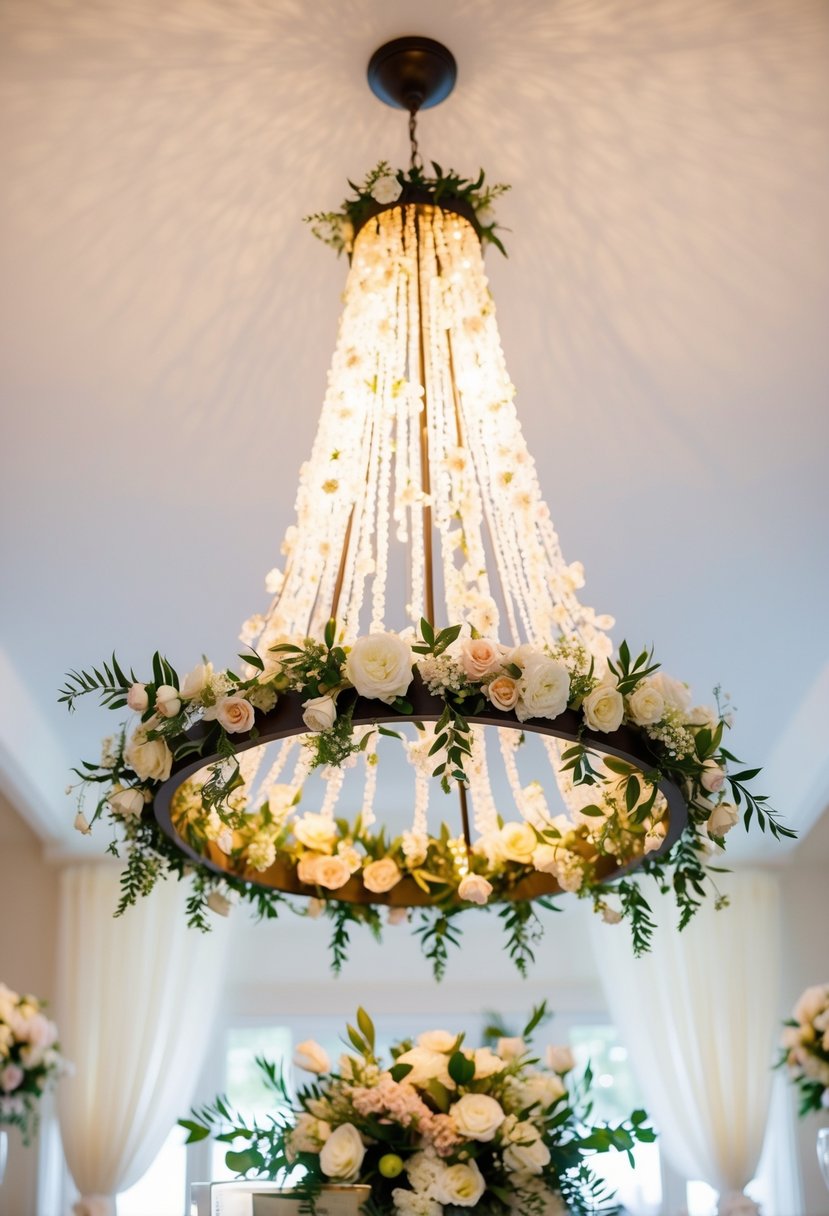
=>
[216,696,255,734]
[459,638,503,681]
[0,1063,24,1092]
[126,683,148,712]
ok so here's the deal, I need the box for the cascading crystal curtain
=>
[56,864,229,1215]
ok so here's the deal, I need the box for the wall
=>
[0,793,59,1216]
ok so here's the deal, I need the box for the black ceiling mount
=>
[367,37,457,112]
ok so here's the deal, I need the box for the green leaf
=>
[447,1050,476,1086]
[604,756,634,776]
[225,1148,264,1175]
[356,1007,375,1050]
[389,1062,413,1083]
[178,1119,210,1143]
[625,775,641,813]
[425,1079,451,1112]
[324,618,336,649]
[420,618,435,646]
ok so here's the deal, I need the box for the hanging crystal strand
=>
[319,765,345,820]
[412,768,430,837]
[289,745,315,796]
[466,726,500,835]
[405,205,429,623]
[256,738,299,802]
[370,313,395,632]
[498,728,531,819]
[360,730,379,829]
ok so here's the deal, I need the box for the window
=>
[117,1125,188,1216]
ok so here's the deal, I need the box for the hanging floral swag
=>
[60,618,794,979]
[779,983,829,1116]
[304,161,510,257]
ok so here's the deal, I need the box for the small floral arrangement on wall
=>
[0,983,66,1143]
[780,984,829,1115]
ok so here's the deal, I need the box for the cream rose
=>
[155,684,181,718]
[706,802,739,837]
[649,671,692,711]
[395,1047,454,1089]
[216,695,255,734]
[362,857,402,894]
[502,1121,551,1175]
[181,661,213,700]
[497,1036,525,1061]
[125,728,172,782]
[294,813,337,854]
[319,1122,366,1181]
[107,787,144,819]
[450,1092,505,1141]
[516,656,570,722]
[312,856,351,890]
[434,1160,486,1207]
[345,633,413,704]
[582,680,624,733]
[302,694,338,733]
[459,638,503,680]
[626,680,665,727]
[294,1039,330,1074]
[499,822,537,865]
[545,1044,575,1074]
[513,1070,565,1111]
[458,873,493,905]
[297,853,325,884]
[700,760,727,793]
[418,1029,458,1053]
[206,890,232,917]
[126,682,148,712]
[472,1048,506,1078]
[287,1113,331,1158]
[487,675,519,712]
[370,174,403,204]
[686,704,718,730]
[794,985,829,1026]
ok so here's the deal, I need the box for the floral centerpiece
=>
[61,619,794,978]
[779,984,829,1115]
[181,1005,654,1215]
[0,982,66,1143]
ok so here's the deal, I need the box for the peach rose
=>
[216,695,255,734]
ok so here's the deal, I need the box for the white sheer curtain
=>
[589,870,781,1216]
[56,863,230,1216]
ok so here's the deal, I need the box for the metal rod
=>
[457,780,472,852]
[329,505,355,625]
[414,206,436,626]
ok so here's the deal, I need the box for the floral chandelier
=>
[62,37,793,977]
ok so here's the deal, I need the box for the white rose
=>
[458,873,493,905]
[107,787,144,819]
[155,684,181,718]
[487,675,519,712]
[181,662,213,700]
[396,1047,454,1089]
[125,728,172,782]
[502,1121,551,1175]
[626,680,665,727]
[701,760,727,793]
[545,1045,575,1074]
[294,813,337,854]
[450,1092,505,1141]
[582,680,624,733]
[417,1029,458,1053]
[686,704,718,730]
[459,638,503,680]
[474,830,507,867]
[497,1036,525,1061]
[126,682,148,712]
[302,694,338,732]
[499,822,536,865]
[337,843,363,874]
[405,1151,447,1195]
[288,1113,331,1157]
[649,671,692,712]
[345,633,413,704]
[370,174,402,204]
[472,1048,506,1078]
[513,1070,565,1111]
[516,656,570,722]
[362,857,402,894]
[433,1160,485,1207]
[706,802,739,837]
[216,695,255,734]
[294,1039,330,1074]
[297,853,325,884]
[319,1122,365,1181]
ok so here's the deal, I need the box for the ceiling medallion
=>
[61,39,793,978]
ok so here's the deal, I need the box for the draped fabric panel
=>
[56,864,229,1215]
[589,870,781,1213]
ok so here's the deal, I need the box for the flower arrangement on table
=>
[779,984,829,1115]
[304,161,510,258]
[0,982,66,1144]
[181,1005,654,1216]
[61,619,793,977]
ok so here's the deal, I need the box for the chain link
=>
[408,107,423,172]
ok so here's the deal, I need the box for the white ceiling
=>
[1,0,828,861]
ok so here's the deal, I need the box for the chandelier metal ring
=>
[153,672,688,907]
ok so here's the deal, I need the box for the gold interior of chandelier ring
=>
[350,190,482,248]
[153,674,688,907]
